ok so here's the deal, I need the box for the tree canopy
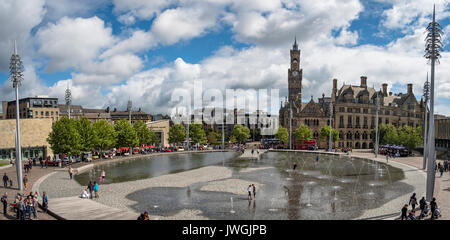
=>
[275,126,289,144]
[115,119,139,148]
[189,123,207,145]
[293,124,312,143]
[133,120,156,146]
[207,129,221,145]
[75,117,96,152]
[319,125,339,142]
[372,124,422,152]
[92,120,117,151]
[232,124,251,143]
[47,116,82,156]
[169,123,186,145]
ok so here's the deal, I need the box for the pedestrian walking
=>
[42,192,48,213]
[316,156,319,163]
[247,185,252,200]
[409,193,417,211]
[293,162,297,170]
[23,175,28,190]
[401,204,408,220]
[430,198,437,220]
[69,166,73,180]
[9,179,12,188]
[101,170,106,183]
[88,181,93,199]
[439,165,444,177]
[386,154,389,163]
[93,181,99,198]
[1,192,7,215]
[2,173,8,188]
[252,184,256,200]
[419,197,427,219]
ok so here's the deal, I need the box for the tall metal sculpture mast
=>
[424,5,443,201]
[10,40,24,190]
[65,82,72,119]
[328,103,333,152]
[375,92,380,158]
[127,98,133,155]
[423,73,430,169]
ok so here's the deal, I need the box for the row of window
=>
[338,107,421,118]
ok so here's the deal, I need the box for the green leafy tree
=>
[371,124,396,144]
[47,116,82,156]
[275,126,289,144]
[115,119,139,148]
[92,120,117,151]
[75,117,96,151]
[293,124,312,143]
[229,135,237,144]
[189,123,207,145]
[383,128,399,145]
[319,125,339,143]
[232,124,251,143]
[169,123,186,146]
[133,120,156,145]
[398,126,422,152]
[207,129,221,145]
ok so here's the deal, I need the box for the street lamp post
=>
[424,5,443,201]
[423,73,430,170]
[328,103,333,152]
[289,102,293,150]
[375,92,380,158]
[10,41,24,190]
[127,98,132,156]
[65,83,72,119]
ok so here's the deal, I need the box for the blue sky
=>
[0,0,449,115]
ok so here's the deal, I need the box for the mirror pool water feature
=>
[75,151,413,220]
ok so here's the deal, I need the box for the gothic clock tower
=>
[288,37,302,112]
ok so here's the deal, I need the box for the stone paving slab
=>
[47,196,137,220]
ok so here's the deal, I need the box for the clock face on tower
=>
[292,71,298,77]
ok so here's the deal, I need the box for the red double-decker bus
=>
[294,139,318,150]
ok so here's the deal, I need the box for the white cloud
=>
[151,5,222,45]
[36,16,115,72]
[100,30,156,58]
[0,0,46,70]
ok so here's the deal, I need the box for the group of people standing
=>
[1,191,48,220]
[401,193,439,220]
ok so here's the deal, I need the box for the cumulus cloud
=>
[36,16,115,72]
[0,0,45,71]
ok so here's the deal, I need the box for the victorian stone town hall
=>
[279,38,425,149]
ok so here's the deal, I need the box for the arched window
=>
[339,131,344,139]
[347,132,352,140]
[355,131,360,140]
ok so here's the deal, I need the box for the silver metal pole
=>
[289,102,292,150]
[423,104,428,170]
[375,94,380,158]
[328,104,333,152]
[426,6,438,201]
[187,119,190,151]
[221,116,225,150]
[15,86,23,190]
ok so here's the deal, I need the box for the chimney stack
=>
[360,76,367,88]
[407,84,413,94]
[382,83,388,97]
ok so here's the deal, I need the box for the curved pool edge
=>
[269,149,426,220]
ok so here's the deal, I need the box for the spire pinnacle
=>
[293,36,298,51]
[433,4,435,22]
[14,40,17,55]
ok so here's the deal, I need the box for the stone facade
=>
[147,119,170,147]
[0,118,53,160]
[279,39,425,149]
[2,96,59,123]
